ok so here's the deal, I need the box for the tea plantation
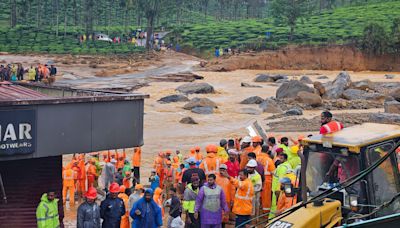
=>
[174,1,400,52]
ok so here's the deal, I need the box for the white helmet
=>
[241,136,252,144]
[246,159,257,168]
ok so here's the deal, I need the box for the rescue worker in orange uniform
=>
[63,166,76,207]
[222,169,254,227]
[118,185,130,228]
[252,136,263,157]
[194,146,203,166]
[72,160,83,200]
[87,158,98,188]
[102,151,110,163]
[123,171,132,189]
[77,154,87,198]
[132,147,142,183]
[257,145,276,214]
[163,160,175,194]
[320,111,343,135]
[187,148,196,159]
[240,136,255,170]
[216,164,235,225]
[116,149,127,169]
[199,144,221,176]
[276,173,298,215]
[153,152,165,188]
[153,187,164,216]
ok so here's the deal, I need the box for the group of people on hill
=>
[0,63,57,82]
[36,111,344,228]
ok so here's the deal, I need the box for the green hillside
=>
[174,1,400,53]
[0,1,399,55]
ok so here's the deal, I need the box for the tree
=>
[140,0,164,50]
[361,23,389,55]
[271,0,311,41]
[10,0,17,28]
[391,17,400,53]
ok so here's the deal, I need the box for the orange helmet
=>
[109,183,120,193]
[165,150,172,155]
[166,160,172,165]
[195,146,201,151]
[102,151,108,157]
[298,135,305,141]
[125,171,131,176]
[119,185,126,193]
[252,136,262,143]
[85,187,97,199]
[190,148,196,153]
[135,184,144,190]
[206,144,218,153]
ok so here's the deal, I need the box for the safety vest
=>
[232,178,254,216]
[203,158,220,175]
[164,168,174,181]
[321,121,343,134]
[203,185,222,212]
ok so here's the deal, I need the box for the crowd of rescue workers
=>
[36,111,343,228]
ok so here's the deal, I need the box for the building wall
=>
[0,156,63,227]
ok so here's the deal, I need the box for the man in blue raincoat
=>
[130,188,163,228]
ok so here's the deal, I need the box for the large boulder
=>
[259,99,283,113]
[323,71,352,99]
[191,107,214,114]
[352,79,374,91]
[370,113,400,123]
[276,80,314,99]
[285,107,303,116]
[239,108,262,115]
[180,117,198,124]
[254,74,275,82]
[300,76,313,84]
[254,74,288,82]
[176,82,215,94]
[343,89,386,101]
[240,96,264,104]
[183,98,217,110]
[390,88,400,102]
[158,94,189,103]
[296,91,322,107]
[384,100,400,114]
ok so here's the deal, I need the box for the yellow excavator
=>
[266,123,400,228]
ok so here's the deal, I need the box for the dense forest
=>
[0,0,399,55]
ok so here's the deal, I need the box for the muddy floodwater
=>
[2,53,399,227]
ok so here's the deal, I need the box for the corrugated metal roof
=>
[0,81,49,101]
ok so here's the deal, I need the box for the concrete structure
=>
[0,81,148,227]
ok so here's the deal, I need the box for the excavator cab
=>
[268,123,400,228]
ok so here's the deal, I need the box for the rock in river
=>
[240,96,264,104]
[176,82,215,94]
[191,107,214,115]
[183,98,217,110]
[180,117,198,124]
[276,80,314,99]
[158,94,189,103]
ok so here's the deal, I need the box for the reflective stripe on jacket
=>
[231,178,254,216]
[36,194,60,228]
